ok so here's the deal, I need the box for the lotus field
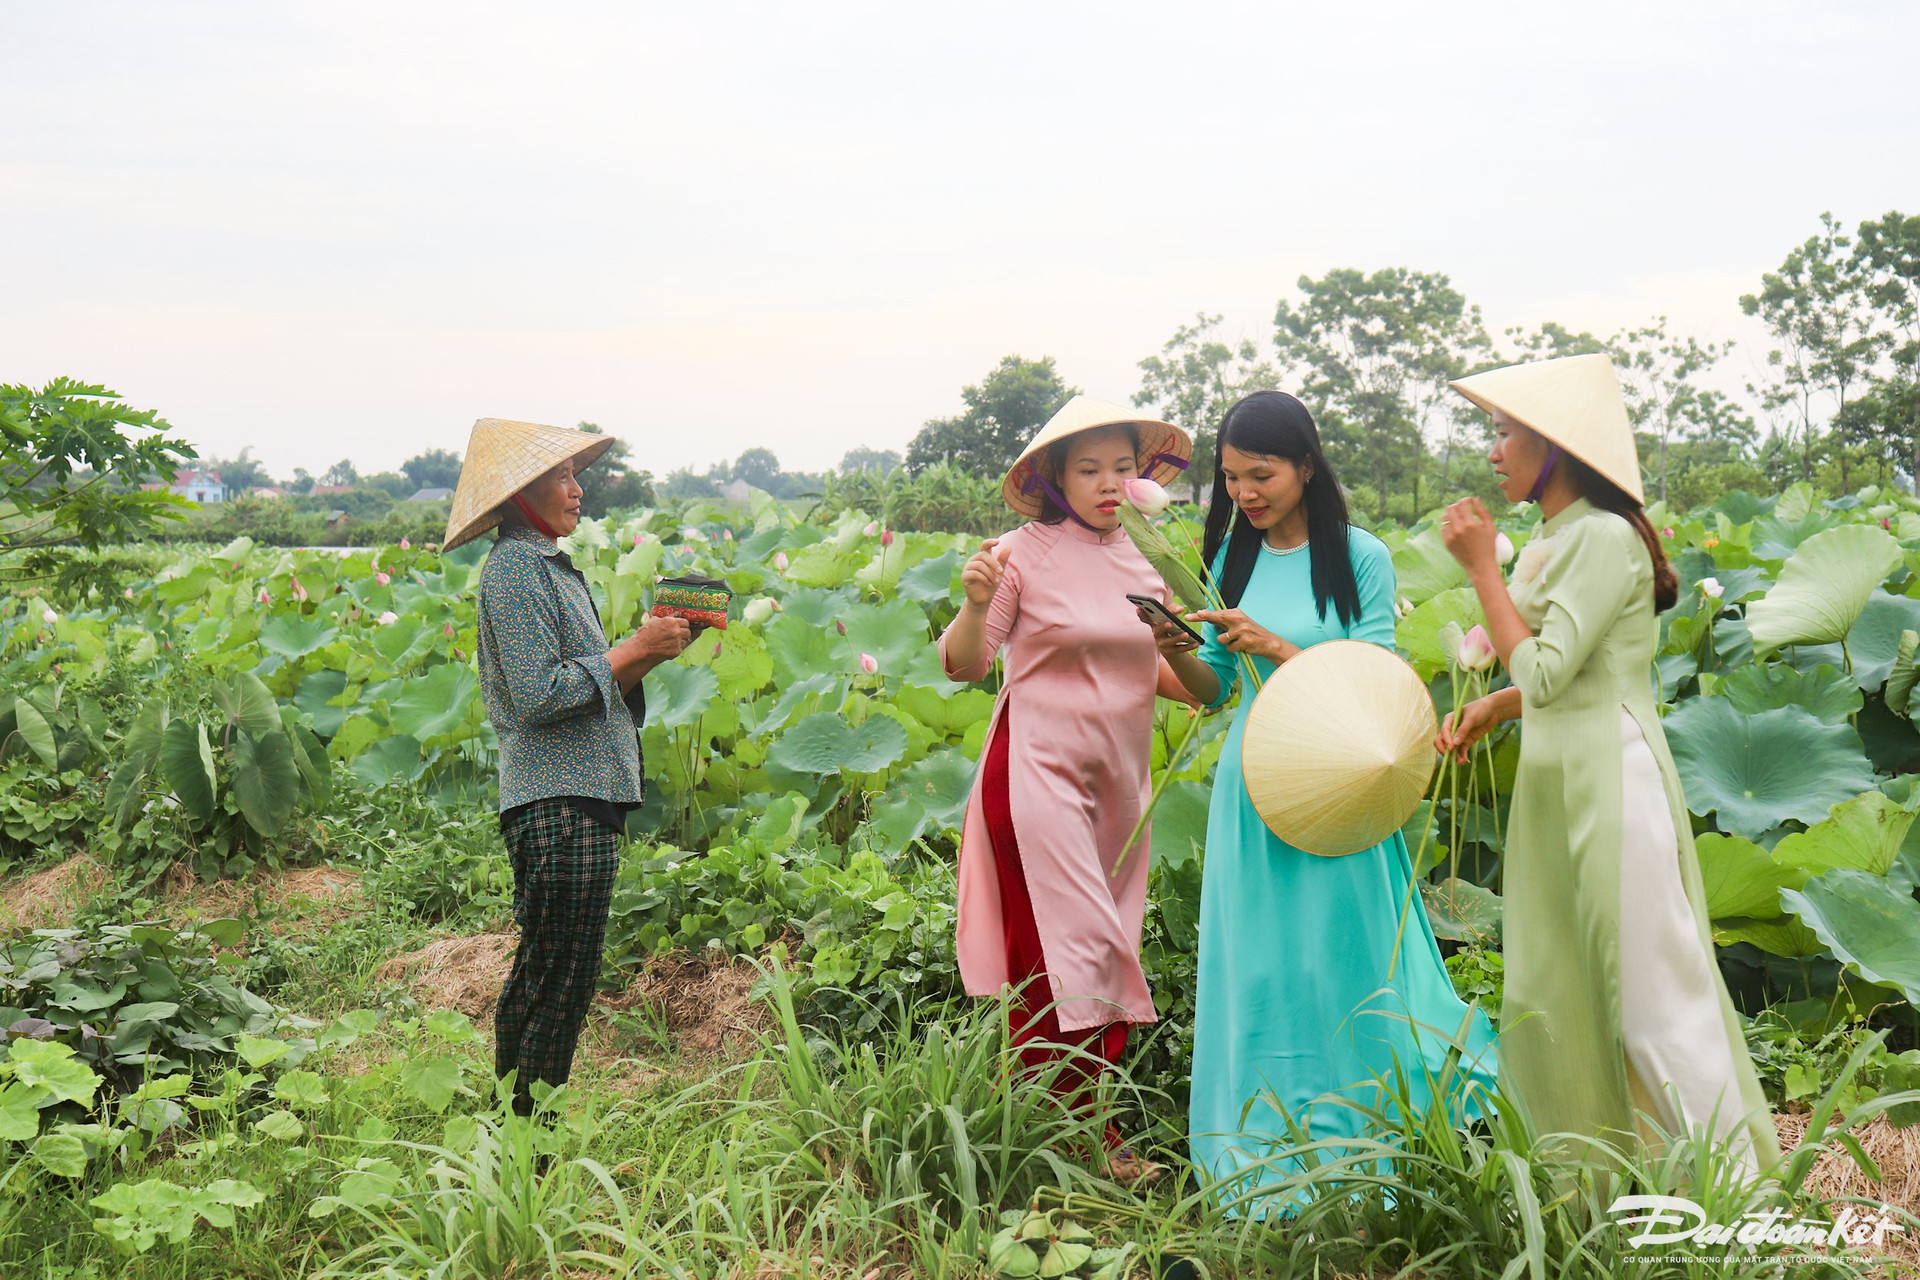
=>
[3,483,1920,1276]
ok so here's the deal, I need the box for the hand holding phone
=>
[1127,593,1203,648]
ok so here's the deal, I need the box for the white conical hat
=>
[1241,640,1437,857]
[1449,353,1643,504]
[442,418,617,552]
[1002,395,1192,519]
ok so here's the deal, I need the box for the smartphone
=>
[1126,593,1203,645]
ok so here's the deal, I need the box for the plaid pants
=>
[495,799,620,1112]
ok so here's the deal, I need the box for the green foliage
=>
[906,354,1079,477]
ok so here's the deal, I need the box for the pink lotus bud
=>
[880,528,895,547]
[1493,532,1515,565]
[376,610,398,625]
[682,526,703,541]
[124,587,135,600]
[1884,518,1893,530]
[452,647,464,660]
[835,621,847,636]
[862,521,878,537]
[1394,596,1412,619]
[400,538,411,550]
[1699,576,1724,601]
[375,571,391,586]
[722,529,734,542]
[859,653,878,675]
[290,576,308,603]
[1662,527,1675,540]
[712,640,723,657]
[632,531,646,547]
[1457,624,1496,672]
[371,554,379,572]
[444,623,456,638]
[1124,477,1171,517]
[774,551,789,572]
[258,589,271,604]
[41,608,57,625]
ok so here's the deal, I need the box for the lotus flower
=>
[742,597,775,626]
[722,529,734,542]
[258,589,271,604]
[376,610,398,626]
[1394,596,1413,619]
[880,528,895,547]
[400,537,411,550]
[41,608,57,625]
[632,531,646,547]
[452,647,464,661]
[682,526,704,542]
[290,576,308,603]
[712,640,723,657]
[858,653,878,675]
[774,551,790,572]
[1493,532,1515,565]
[124,587,135,600]
[375,571,391,586]
[1699,576,1724,601]
[1124,477,1171,517]
[1662,527,1675,540]
[835,620,847,636]
[444,623,456,638]
[863,521,878,537]
[1457,624,1496,671]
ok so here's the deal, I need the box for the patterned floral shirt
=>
[476,523,647,812]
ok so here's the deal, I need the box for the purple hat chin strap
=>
[1526,444,1563,504]
[1020,451,1190,531]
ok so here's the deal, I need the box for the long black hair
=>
[1201,391,1360,626]
[1036,424,1141,525]
[1564,455,1679,612]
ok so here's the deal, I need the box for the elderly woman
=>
[444,417,691,1116]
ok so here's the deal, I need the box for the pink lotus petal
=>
[1457,624,1496,672]
[774,551,790,571]
[880,528,895,546]
[1124,477,1171,517]
[858,652,878,675]
[375,571,391,586]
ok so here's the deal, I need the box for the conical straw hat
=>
[1449,353,1643,504]
[443,418,617,551]
[1241,640,1437,857]
[1002,395,1192,519]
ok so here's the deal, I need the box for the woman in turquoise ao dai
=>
[1149,392,1497,1211]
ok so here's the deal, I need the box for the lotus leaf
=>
[897,549,965,605]
[1751,510,1840,560]
[294,670,348,738]
[388,662,479,744]
[1714,916,1827,957]
[1771,790,1916,880]
[1844,591,1920,691]
[1694,833,1809,920]
[1664,698,1874,839]
[1393,524,1470,605]
[1420,878,1502,944]
[158,720,218,825]
[840,598,932,678]
[893,685,993,740]
[1783,869,1920,1004]
[258,615,339,660]
[1746,524,1899,658]
[1887,630,1920,716]
[1715,662,1861,724]
[765,613,851,688]
[1857,693,1920,774]
[348,734,426,791]
[768,712,908,776]
[645,662,721,731]
[682,624,774,702]
[1397,587,1485,681]
[1149,778,1211,870]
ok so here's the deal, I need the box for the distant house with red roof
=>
[139,469,226,503]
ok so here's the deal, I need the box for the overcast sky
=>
[4,1,1916,481]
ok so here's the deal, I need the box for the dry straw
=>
[443,417,617,552]
[1240,640,1438,857]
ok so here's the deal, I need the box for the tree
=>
[1740,212,1883,483]
[1133,313,1275,501]
[400,447,463,491]
[0,379,197,572]
[731,448,782,491]
[1610,319,1751,505]
[205,446,274,494]
[906,355,1079,477]
[289,467,315,496]
[1855,210,1920,493]
[573,423,656,516]
[1273,268,1492,519]
[659,467,719,501]
[321,458,359,488]
[839,446,902,475]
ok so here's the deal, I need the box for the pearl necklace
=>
[1261,538,1309,556]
